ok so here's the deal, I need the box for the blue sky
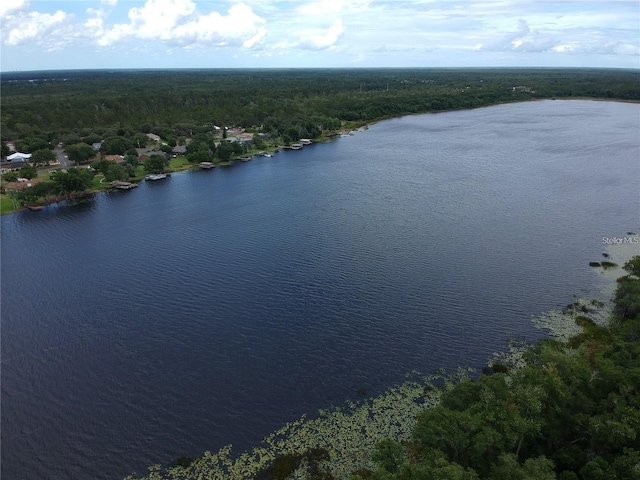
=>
[1,0,639,71]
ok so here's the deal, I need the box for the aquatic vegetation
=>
[125,249,639,480]
[362,256,640,480]
[124,370,475,480]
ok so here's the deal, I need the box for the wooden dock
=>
[112,181,138,190]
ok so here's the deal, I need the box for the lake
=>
[1,100,639,480]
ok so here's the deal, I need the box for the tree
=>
[124,153,140,170]
[143,154,167,173]
[216,140,234,161]
[1,142,10,160]
[186,151,209,164]
[31,148,56,164]
[2,171,18,182]
[16,181,57,204]
[160,144,173,156]
[252,133,266,150]
[101,136,132,155]
[105,162,128,182]
[60,133,83,146]
[91,159,129,182]
[51,168,94,198]
[372,439,406,474]
[489,453,556,480]
[615,276,640,320]
[20,137,50,153]
[66,143,96,163]
[623,257,640,278]
[19,163,38,180]
[82,133,102,145]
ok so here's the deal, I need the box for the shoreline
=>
[123,241,639,479]
[2,98,638,217]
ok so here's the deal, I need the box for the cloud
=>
[171,3,266,48]
[98,0,196,45]
[481,19,559,53]
[97,1,266,49]
[0,0,29,20]
[553,39,640,57]
[1,0,638,70]
[4,9,68,47]
[296,0,344,16]
[298,19,344,50]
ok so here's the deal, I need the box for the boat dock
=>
[112,181,138,190]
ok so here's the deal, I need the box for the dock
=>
[112,181,138,190]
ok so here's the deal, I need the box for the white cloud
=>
[5,10,67,47]
[297,0,344,16]
[99,0,196,44]
[298,19,344,50]
[0,0,29,20]
[97,1,266,49]
[482,19,559,53]
[296,0,372,16]
[171,3,266,48]
[553,39,640,57]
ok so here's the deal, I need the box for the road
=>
[53,145,72,168]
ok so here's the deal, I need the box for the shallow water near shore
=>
[1,100,639,479]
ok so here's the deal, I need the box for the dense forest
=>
[123,256,640,479]
[2,68,639,143]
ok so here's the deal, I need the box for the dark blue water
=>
[2,100,639,480]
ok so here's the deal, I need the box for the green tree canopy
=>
[31,148,56,164]
[66,143,96,163]
[51,167,94,197]
[101,136,133,155]
[18,163,38,180]
[143,154,168,173]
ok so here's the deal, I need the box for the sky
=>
[1,0,639,72]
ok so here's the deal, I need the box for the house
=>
[92,142,103,151]
[7,152,32,162]
[138,151,167,163]
[146,133,162,142]
[172,145,187,157]
[227,132,254,145]
[104,154,125,163]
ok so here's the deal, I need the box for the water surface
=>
[2,100,639,479]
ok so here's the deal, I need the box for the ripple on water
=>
[1,100,639,480]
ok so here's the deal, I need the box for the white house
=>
[7,152,32,162]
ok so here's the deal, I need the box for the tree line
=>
[2,68,638,145]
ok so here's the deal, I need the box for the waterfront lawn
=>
[1,194,17,215]
[169,157,190,170]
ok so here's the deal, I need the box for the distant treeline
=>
[2,68,639,143]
